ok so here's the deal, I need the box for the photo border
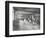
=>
[5,1,45,37]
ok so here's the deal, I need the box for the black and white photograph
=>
[5,1,45,37]
[13,7,40,31]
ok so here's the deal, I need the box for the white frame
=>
[9,3,43,35]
